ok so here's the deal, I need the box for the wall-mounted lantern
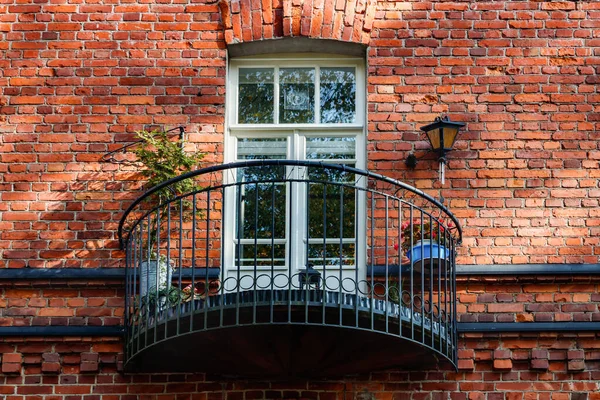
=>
[406,116,465,184]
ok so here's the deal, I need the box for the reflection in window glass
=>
[320,67,356,123]
[307,184,356,239]
[238,243,286,267]
[279,68,315,123]
[308,243,355,266]
[238,68,274,124]
[306,137,355,160]
[237,138,286,160]
[305,136,356,267]
[306,180,356,267]
[236,138,287,266]
[238,181,286,239]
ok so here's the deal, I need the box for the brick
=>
[488,304,524,313]
[493,359,513,370]
[2,354,22,363]
[494,349,512,360]
[119,77,153,86]
[531,359,549,370]
[531,349,549,359]
[457,359,474,370]
[568,350,585,360]
[568,360,585,371]
[80,362,99,372]
[2,363,21,374]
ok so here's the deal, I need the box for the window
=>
[224,55,366,288]
[236,66,357,125]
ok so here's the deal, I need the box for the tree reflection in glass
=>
[238,68,274,124]
[236,138,287,266]
[320,67,356,124]
[305,137,356,267]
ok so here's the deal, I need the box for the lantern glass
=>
[442,126,459,150]
[425,126,460,152]
[421,116,464,154]
[424,128,440,151]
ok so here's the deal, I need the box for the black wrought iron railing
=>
[119,160,462,374]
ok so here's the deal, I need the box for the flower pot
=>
[406,240,449,263]
[139,259,173,297]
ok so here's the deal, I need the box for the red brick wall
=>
[0,0,227,269]
[3,276,599,329]
[219,0,377,44]
[1,0,598,268]
[1,334,600,398]
[457,277,600,323]
[0,282,123,327]
[1,0,599,395]
[365,0,599,266]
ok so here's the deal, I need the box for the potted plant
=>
[142,285,182,315]
[132,128,205,310]
[141,283,204,316]
[400,218,455,265]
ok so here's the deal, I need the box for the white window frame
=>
[224,55,367,279]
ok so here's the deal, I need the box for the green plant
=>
[133,129,205,205]
[400,218,455,252]
[139,283,203,315]
[387,279,407,305]
[133,129,205,255]
[138,286,180,316]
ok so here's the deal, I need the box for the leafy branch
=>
[133,129,205,253]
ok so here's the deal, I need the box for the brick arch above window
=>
[218,0,377,45]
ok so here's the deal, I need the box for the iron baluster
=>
[205,189,211,331]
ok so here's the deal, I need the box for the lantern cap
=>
[419,116,465,133]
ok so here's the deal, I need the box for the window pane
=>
[238,182,286,239]
[236,138,286,241]
[238,68,274,124]
[279,68,315,123]
[308,243,355,267]
[307,183,355,238]
[237,243,286,267]
[237,138,287,160]
[306,137,355,160]
[320,67,356,124]
[305,137,356,251]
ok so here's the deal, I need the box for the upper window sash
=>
[229,58,365,128]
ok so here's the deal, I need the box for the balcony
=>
[119,160,461,377]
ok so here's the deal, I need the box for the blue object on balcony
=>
[407,240,450,263]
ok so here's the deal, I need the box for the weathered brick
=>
[493,359,513,370]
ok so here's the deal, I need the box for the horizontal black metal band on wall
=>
[456,263,600,276]
[458,322,600,333]
[0,268,220,280]
[367,263,600,277]
[0,326,125,337]
[1,264,598,281]
[0,322,597,338]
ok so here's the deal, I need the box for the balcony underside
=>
[125,290,454,377]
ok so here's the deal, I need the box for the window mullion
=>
[315,66,321,124]
[233,66,239,125]
[274,66,280,125]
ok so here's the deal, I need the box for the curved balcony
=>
[119,160,462,377]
